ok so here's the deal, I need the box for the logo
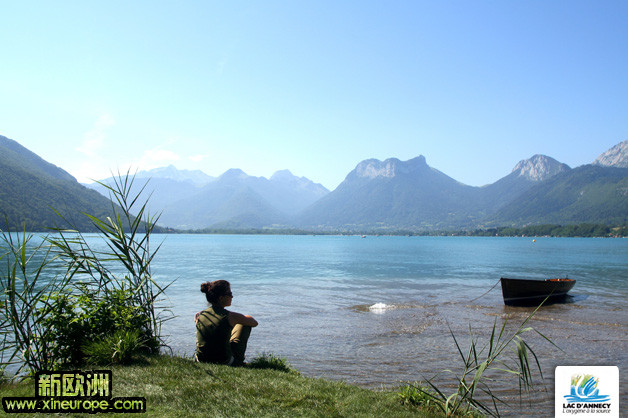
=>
[564,374,611,403]
[555,366,619,417]
[2,370,146,414]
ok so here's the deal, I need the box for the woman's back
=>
[195,305,232,363]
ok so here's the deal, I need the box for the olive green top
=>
[195,305,232,364]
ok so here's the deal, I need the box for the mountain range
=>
[296,154,575,230]
[88,167,329,229]
[87,141,626,231]
[1,133,626,232]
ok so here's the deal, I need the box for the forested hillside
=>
[0,135,114,231]
[489,165,628,226]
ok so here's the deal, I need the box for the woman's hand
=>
[194,312,200,323]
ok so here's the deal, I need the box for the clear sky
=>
[1,1,627,190]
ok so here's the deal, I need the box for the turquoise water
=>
[153,235,627,412]
[5,234,627,414]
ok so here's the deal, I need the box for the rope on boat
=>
[470,278,501,302]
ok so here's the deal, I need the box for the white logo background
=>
[555,366,619,418]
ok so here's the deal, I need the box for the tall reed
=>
[401,302,557,417]
[0,172,171,375]
[46,172,171,346]
[0,229,70,374]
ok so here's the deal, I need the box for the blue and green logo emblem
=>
[564,374,611,403]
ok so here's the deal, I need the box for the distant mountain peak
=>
[270,169,295,181]
[219,168,249,181]
[593,140,628,168]
[511,155,570,181]
[269,169,330,197]
[355,156,428,179]
[130,165,213,186]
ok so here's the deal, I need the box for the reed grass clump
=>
[400,303,556,417]
[0,230,66,373]
[0,172,171,376]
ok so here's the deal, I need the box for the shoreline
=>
[13,221,628,238]
[164,293,628,414]
[0,355,432,417]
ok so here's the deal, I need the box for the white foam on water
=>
[368,302,391,313]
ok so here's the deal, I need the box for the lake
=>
[3,233,626,415]
[152,234,627,415]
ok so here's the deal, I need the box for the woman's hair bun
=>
[200,282,210,294]
[200,280,230,304]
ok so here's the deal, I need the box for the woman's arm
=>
[228,311,258,327]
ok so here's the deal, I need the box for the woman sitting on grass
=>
[195,280,258,366]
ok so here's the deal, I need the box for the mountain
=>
[0,135,114,231]
[133,165,214,186]
[86,166,212,218]
[489,164,628,225]
[510,154,571,181]
[478,155,571,215]
[157,169,283,229]
[90,166,330,230]
[163,183,287,230]
[297,156,479,230]
[5,132,626,232]
[159,168,329,229]
[593,140,628,168]
[486,143,627,226]
[259,169,329,214]
[296,152,620,231]
[143,142,625,231]
[1,135,75,182]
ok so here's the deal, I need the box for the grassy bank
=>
[1,355,437,417]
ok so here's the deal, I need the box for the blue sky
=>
[1,1,626,190]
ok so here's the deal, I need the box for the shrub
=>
[1,172,171,376]
[38,286,158,366]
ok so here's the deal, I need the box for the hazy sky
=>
[1,1,627,190]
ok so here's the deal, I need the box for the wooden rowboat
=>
[500,277,576,306]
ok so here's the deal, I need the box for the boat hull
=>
[500,277,576,306]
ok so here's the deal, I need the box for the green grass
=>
[0,355,438,417]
